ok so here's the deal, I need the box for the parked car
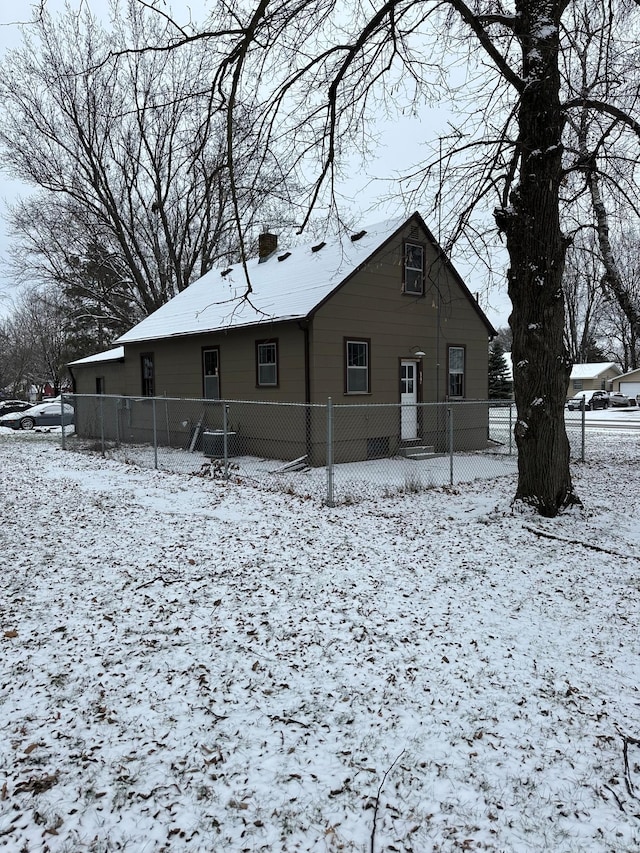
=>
[566,390,609,411]
[0,400,32,417]
[0,401,74,430]
[608,392,636,407]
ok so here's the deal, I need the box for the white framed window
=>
[448,346,465,398]
[257,340,278,386]
[345,339,370,393]
[404,242,425,295]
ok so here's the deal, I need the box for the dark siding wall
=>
[72,360,125,395]
[309,221,490,404]
[72,323,307,401]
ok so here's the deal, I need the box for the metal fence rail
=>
[60,394,587,505]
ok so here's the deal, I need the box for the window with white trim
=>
[403,242,425,295]
[257,341,278,386]
[448,346,465,398]
[345,339,370,393]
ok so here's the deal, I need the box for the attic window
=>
[278,252,291,262]
[403,242,425,295]
[221,268,232,277]
[311,241,326,253]
[350,230,367,242]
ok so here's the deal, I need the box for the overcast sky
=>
[0,0,511,329]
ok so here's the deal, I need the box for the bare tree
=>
[596,229,640,369]
[562,0,640,362]
[0,2,292,326]
[18,287,74,395]
[563,232,608,363]
[0,315,33,398]
[0,287,73,396]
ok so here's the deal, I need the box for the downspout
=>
[299,320,312,460]
[302,321,311,404]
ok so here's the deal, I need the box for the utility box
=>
[202,430,239,458]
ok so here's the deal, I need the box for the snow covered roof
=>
[614,367,640,381]
[68,346,125,366]
[570,362,621,379]
[116,213,488,345]
[500,356,620,384]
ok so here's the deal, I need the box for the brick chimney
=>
[258,232,278,262]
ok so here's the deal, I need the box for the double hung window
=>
[256,341,278,386]
[448,346,465,398]
[345,339,370,393]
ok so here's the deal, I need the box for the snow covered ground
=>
[1,429,640,852]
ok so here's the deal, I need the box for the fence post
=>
[448,406,454,486]
[326,397,334,506]
[152,397,158,469]
[509,403,513,455]
[60,393,66,451]
[100,394,105,456]
[223,403,230,479]
[581,402,586,462]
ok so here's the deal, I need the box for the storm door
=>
[400,360,418,440]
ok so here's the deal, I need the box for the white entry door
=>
[400,360,418,440]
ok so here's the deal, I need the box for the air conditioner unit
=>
[203,430,239,457]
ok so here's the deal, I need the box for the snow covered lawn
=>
[1,433,640,852]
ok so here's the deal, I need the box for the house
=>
[68,212,496,463]
[503,356,621,399]
[568,362,621,395]
[69,346,125,395]
[611,367,640,399]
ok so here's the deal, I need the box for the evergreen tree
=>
[488,341,513,400]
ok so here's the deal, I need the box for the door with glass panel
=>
[400,360,418,440]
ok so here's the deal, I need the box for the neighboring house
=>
[611,367,640,398]
[503,356,621,398]
[69,346,125,395]
[68,211,496,462]
[568,363,621,395]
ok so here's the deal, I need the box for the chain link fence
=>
[60,394,588,504]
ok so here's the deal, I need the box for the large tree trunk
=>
[496,0,580,516]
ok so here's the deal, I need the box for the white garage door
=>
[620,382,640,397]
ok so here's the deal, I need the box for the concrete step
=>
[398,445,435,458]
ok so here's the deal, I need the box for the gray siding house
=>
[568,362,621,394]
[69,212,496,462]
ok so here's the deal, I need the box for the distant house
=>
[503,356,621,398]
[69,346,125,396]
[68,211,496,462]
[568,362,621,395]
[611,367,640,398]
